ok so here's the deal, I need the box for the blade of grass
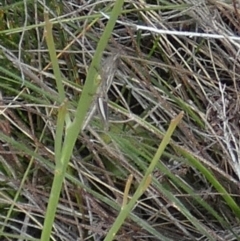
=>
[179,147,240,219]
[40,1,125,241]
[44,13,65,102]
[103,112,184,241]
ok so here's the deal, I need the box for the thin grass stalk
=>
[40,1,125,241]
[179,148,240,219]
[104,112,184,241]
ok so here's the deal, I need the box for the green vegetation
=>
[0,0,240,241]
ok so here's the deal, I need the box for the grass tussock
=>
[0,0,240,240]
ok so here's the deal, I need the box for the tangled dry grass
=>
[1,0,240,240]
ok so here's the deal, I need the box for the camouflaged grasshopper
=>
[82,54,119,131]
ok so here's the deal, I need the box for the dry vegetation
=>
[0,0,240,240]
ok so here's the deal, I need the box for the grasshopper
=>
[82,54,119,131]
